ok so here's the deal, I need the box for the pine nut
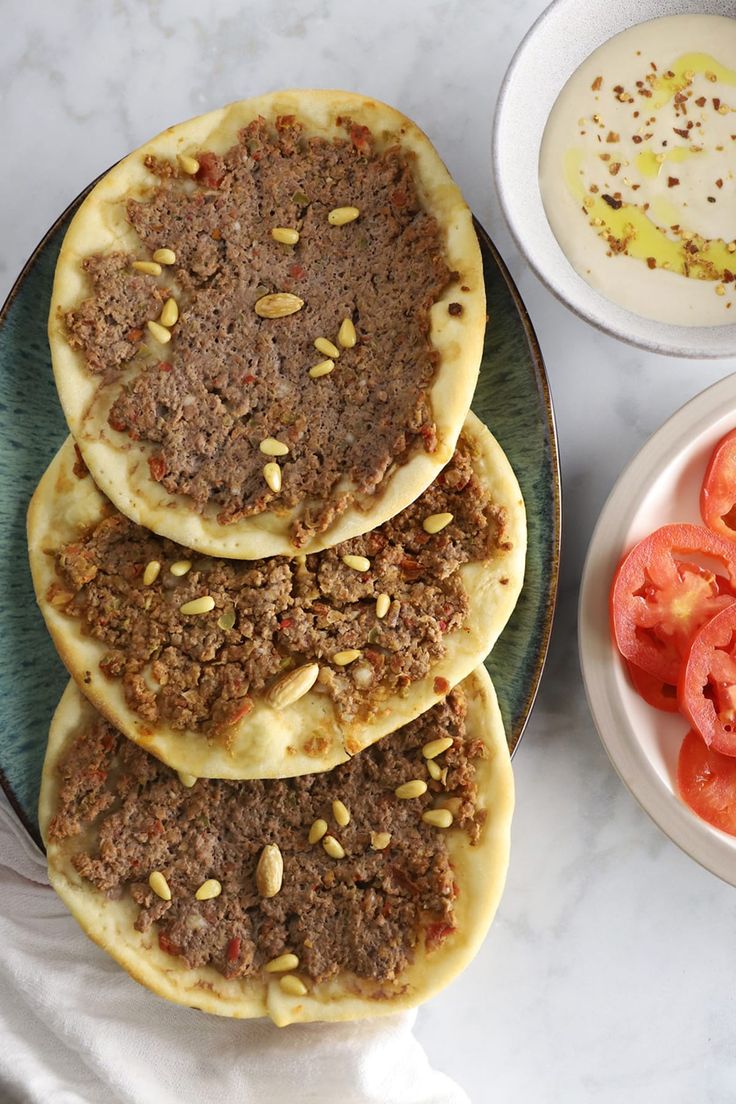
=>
[370,831,391,850]
[178,154,200,174]
[149,871,171,901]
[342,554,370,572]
[271,227,300,245]
[255,293,304,318]
[133,260,162,276]
[314,337,340,359]
[322,835,345,859]
[426,759,442,781]
[179,595,215,615]
[143,561,161,586]
[334,649,361,666]
[328,206,360,226]
[218,607,236,631]
[422,808,454,828]
[422,737,453,760]
[279,975,307,996]
[152,248,176,265]
[395,779,428,800]
[375,593,390,619]
[169,560,192,577]
[265,953,300,973]
[147,320,171,344]
[423,512,453,535]
[159,297,179,327]
[256,844,283,898]
[338,317,357,348]
[308,359,335,379]
[308,818,328,844]
[178,771,197,788]
[332,800,350,827]
[268,663,320,709]
[195,878,222,900]
[259,437,289,457]
[263,462,282,493]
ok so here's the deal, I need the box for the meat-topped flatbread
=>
[48,91,485,558]
[28,413,525,779]
[40,668,513,1025]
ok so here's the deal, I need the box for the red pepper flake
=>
[425,921,456,952]
[126,328,144,343]
[606,131,620,143]
[158,932,182,957]
[713,98,721,111]
[288,262,306,280]
[591,75,602,91]
[195,151,225,188]
[448,302,463,316]
[667,176,680,188]
[211,228,222,241]
[632,135,643,144]
[227,936,241,963]
[673,127,689,138]
[716,178,724,189]
[646,257,656,270]
[724,270,735,284]
[695,96,707,107]
[602,194,622,210]
[148,455,167,482]
[433,676,450,694]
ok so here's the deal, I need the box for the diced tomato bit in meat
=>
[158,361,173,372]
[434,676,450,694]
[108,414,128,433]
[148,455,167,482]
[419,423,437,452]
[225,699,254,725]
[211,228,222,241]
[391,187,408,208]
[275,114,296,131]
[195,152,225,188]
[227,936,241,963]
[242,374,257,385]
[350,124,372,153]
[158,932,182,957]
[438,620,448,633]
[279,617,294,629]
[288,263,306,280]
[127,328,144,343]
[425,921,455,951]
[400,557,422,579]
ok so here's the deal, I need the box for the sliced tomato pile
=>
[608,433,736,836]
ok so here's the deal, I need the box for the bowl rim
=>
[492,0,736,359]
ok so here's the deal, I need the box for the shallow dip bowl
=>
[493,0,736,358]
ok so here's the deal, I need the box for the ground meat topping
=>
[48,689,486,984]
[49,440,507,735]
[64,116,455,542]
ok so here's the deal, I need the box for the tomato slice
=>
[677,728,736,835]
[679,602,736,755]
[610,524,736,685]
[700,428,736,542]
[624,659,678,712]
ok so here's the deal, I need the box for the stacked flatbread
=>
[28,91,525,1026]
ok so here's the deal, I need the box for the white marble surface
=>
[3,1,736,1101]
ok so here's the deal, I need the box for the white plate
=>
[579,372,736,885]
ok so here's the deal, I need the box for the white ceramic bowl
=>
[493,0,736,358]
[579,373,736,885]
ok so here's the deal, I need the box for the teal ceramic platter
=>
[0,196,560,848]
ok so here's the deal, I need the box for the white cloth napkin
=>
[0,793,468,1104]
